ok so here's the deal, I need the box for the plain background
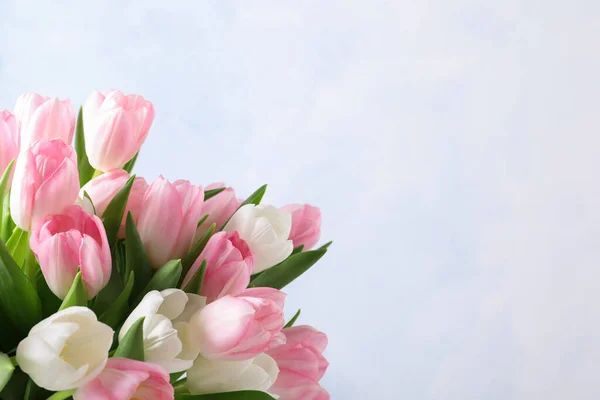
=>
[1,1,600,399]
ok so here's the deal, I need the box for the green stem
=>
[47,389,76,400]
[92,169,103,178]
[9,356,17,367]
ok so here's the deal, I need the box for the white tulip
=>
[16,307,113,391]
[187,353,279,395]
[224,204,293,273]
[0,353,14,392]
[119,289,206,373]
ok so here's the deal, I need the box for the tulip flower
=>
[137,177,204,268]
[196,183,239,236]
[10,138,79,231]
[280,204,322,250]
[181,231,254,303]
[13,93,75,150]
[268,325,330,400]
[0,110,19,181]
[224,204,293,273]
[30,205,112,299]
[0,353,14,392]
[80,169,148,237]
[83,90,155,172]
[119,289,206,373]
[187,354,279,395]
[190,287,286,360]
[73,358,174,400]
[16,307,113,391]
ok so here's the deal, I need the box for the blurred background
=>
[1,1,599,399]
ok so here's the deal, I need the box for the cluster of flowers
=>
[0,91,330,400]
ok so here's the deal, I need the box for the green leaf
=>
[203,187,225,201]
[183,259,206,294]
[317,241,333,251]
[113,317,145,361]
[0,160,14,236]
[175,391,275,400]
[196,214,209,229]
[5,228,29,267]
[219,184,267,231]
[93,244,125,315]
[291,245,304,255]
[102,175,135,245]
[58,271,87,311]
[181,224,215,281]
[0,239,41,340]
[125,212,152,301]
[284,309,301,328]
[239,184,267,208]
[36,270,62,318]
[74,107,95,186]
[134,259,182,305]
[170,371,186,384]
[21,245,39,284]
[82,191,97,214]
[249,248,328,290]
[123,152,139,173]
[1,193,15,243]
[0,159,14,200]
[99,271,135,329]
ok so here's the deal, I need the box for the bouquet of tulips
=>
[0,91,331,400]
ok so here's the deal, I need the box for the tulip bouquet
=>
[0,91,331,400]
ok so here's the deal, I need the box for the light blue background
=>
[2,1,599,399]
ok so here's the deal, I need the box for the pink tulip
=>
[10,139,79,231]
[73,358,173,400]
[0,110,19,182]
[80,169,148,237]
[269,374,330,400]
[268,325,330,400]
[190,287,286,360]
[30,205,111,300]
[196,183,240,236]
[181,231,254,303]
[83,90,155,172]
[137,177,204,268]
[13,93,75,150]
[280,204,322,250]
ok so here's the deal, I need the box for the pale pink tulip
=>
[10,139,79,231]
[73,358,173,400]
[137,177,204,268]
[270,374,330,400]
[181,231,254,302]
[280,204,322,250]
[83,90,155,172]
[14,93,75,149]
[268,325,329,399]
[196,182,240,236]
[30,205,111,299]
[190,287,286,360]
[0,110,19,182]
[80,169,148,237]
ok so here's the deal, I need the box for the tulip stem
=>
[92,169,103,178]
[8,356,17,367]
[47,389,76,400]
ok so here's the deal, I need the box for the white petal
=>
[158,288,188,320]
[119,290,164,341]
